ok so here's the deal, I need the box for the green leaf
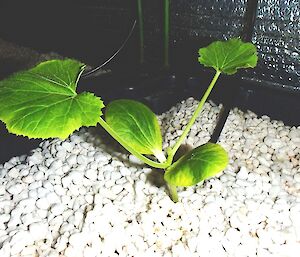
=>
[105,99,163,157]
[198,38,258,75]
[0,59,104,139]
[164,143,228,187]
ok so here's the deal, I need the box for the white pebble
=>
[51,203,65,216]
[112,185,123,195]
[77,155,88,165]
[67,155,77,166]
[294,173,300,183]
[7,184,23,195]
[29,222,49,240]
[129,155,144,165]
[36,197,50,210]
[85,169,97,180]
[8,168,19,179]
[69,232,86,247]
[62,142,74,152]
[236,166,248,180]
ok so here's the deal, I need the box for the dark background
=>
[0,0,299,163]
[1,0,298,89]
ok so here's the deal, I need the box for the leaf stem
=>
[137,0,144,64]
[167,70,221,164]
[163,0,170,68]
[154,151,178,203]
[99,118,168,169]
[153,150,167,163]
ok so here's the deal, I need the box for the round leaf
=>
[198,38,258,75]
[105,99,163,156]
[0,59,104,139]
[164,143,228,186]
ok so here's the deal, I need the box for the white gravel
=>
[0,97,299,257]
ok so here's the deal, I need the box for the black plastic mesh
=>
[251,0,299,91]
[143,0,299,91]
[170,0,247,40]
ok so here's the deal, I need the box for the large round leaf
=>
[0,59,104,139]
[198,38,258,75]
[105,99,163,156]
[164,143,228,186]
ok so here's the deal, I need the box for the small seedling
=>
[163,0,170,68]
[137,0,144,64]
[0,38,257,202]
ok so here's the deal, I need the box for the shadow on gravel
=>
[146,169,166,188]
[87,126,168,190]
[86,127,196,193]
[87,126,146,169]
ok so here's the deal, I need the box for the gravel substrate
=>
[0,97,299,257]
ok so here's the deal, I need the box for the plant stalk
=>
[167,70,221,163]
[163,0,170,68]
[168,184,178,202]
[153,150,167,163]
[137,0,144,64]
[153,148,177,204]
[99,118,168,169]
[154,150,178,203]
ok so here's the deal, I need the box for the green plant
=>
[0,38,257,202]
[163,0,170,68]
[137,0,144,64]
